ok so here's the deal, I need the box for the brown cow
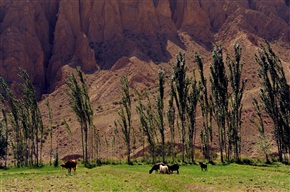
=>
[61,160,77,175]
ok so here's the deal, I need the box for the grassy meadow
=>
[0,163,289,192]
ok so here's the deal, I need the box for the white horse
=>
[159,164,169,174]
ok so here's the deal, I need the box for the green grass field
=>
[1,163,289,191]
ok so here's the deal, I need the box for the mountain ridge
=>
[1,0,289,94]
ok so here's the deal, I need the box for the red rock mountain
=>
[1,0,289,93]
[0,0,289,159]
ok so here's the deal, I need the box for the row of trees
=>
[251,42,290,163]
[0,42,289,167]
[0,69,44,167]
[115,43,289,164]
[0,66,100,167]
[115,45,246,164]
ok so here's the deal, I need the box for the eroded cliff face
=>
[1,0,289,95]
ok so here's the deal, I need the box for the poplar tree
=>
[0,77,22,167]
[210,46,229,163]
[251,98,271,163]
[227,44,247,162]
[116,76,133,165]
[255,42,290,162]
[0,69,45,167]
[195,54,213,160]
[66,67,94,165]
[19,68,45,166]
[167,80,176,161]
[186,72,200,163]
[155,69,166,162]
[171,52,191,162]
[45,99,53,165]
[136,90,157,163]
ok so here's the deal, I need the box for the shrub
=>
[96,158,102,166]
[194,150,203,160]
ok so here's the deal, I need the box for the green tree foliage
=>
[227,44,247,162]
[116,76,133,165]
[45,99,53,166]
[19,68,45,166]
[154,69,166,162]
[171,52,191,162]
[255,42,290,162]
[210,46,229,163]
[135,90,157,163]
[0,76,22,167]
[0,69,44,167]
[66,67,94,164]
[195,53,213,160]
[251,98,271,163]
[167,80,176,162]
[186,72,200,163]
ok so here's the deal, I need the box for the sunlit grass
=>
[1,164,289,191]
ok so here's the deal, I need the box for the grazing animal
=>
[159,165,169,174]
[168,164,179,174]
[149,162,164,174]
[199,162,207,171]
[61,159,77,175]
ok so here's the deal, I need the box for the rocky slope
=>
[1,0,289,159]
[1,0,289,93]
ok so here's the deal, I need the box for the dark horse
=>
[149,162,164,174]
[168,164,180,174]
[199,162,207,171]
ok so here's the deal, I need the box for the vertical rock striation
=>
[0,0,289,96]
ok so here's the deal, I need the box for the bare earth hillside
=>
[0,0,289,161]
